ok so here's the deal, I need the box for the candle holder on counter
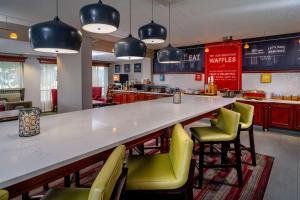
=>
[19,107,41,137]
[173,88,181,104]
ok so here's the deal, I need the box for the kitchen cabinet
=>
[294,105,300,130]
[145,94,157,100]
[113,92,171,104]
[113,93,122,104]
[127,93,137,103]
[268,103,294,129]
[136,93,145,101]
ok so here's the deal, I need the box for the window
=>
[40,64,57,112]
[92,66,108,97]
[0,61,24,89]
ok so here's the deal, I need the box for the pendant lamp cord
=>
[152,0,154,21]
[56,0,59,17]
[169,1,171,45]
[129,0,132,35]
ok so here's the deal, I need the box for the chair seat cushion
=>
[42,188,90,200]
[211,118,250,130]
[126,154,183,190]
[190,126,235,142]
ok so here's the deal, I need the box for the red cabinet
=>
[113,93,122,104]
[294,105,300,130]
[136,93,145,101]
[145,94,157,100]
[268,103,294,129]
[127,93,137,103]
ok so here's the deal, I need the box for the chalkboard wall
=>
[153,45,204,74]
[243,33,300,72]
[153,33,300,74]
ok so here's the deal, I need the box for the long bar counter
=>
[0,96,235,197]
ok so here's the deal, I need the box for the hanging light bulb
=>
[9,32,18,39]
[29,0,82,54]
[80,0,120,34]
[204,48,209,53]
[298,38,300,44]
[114,0,147,60]
[157,1,183,64]
[244,42,250,49]
[138,0,167,44]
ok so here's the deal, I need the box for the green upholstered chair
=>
[211,102,256,166]
[190,108,243,188]
[42,145,127,200]
[0,190,9,200]
[125,124,195,200]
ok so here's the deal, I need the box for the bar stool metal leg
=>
[249,125,256,166]
[198,142,205,189]
[234,138,243,188]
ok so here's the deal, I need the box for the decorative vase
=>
[19,107,41,137]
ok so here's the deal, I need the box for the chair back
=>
[216,108,241,138]
[168,124,194,187]
[0,189,9,200]
[88,145,126,200]
[51,89,57,108]
[233,102,254,127]
[92,87,102,100]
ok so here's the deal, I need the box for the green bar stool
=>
[211,102,256,166]
[42,145,127,200]
[0,190,9,200]
[190,108,243,188]
[125,124,195,200]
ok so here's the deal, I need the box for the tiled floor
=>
[186,120,300,200]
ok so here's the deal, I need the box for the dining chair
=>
[0,190,8,200]
[42,145,127,200]
[125,124,195,200]
[211,102,256,165]
[190,108,243,188]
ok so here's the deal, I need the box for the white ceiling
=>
[1,0,300,48]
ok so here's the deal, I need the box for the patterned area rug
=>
[20,141,274,200]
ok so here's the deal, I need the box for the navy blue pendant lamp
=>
[114,0,147,60]
[138,0,167,44]
[80,0,120,34]
[157,2,182,63]
[29,0,82,54]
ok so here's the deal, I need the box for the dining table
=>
[0,95,235,199]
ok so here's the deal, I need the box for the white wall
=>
[153,74,205,90]
[109,58,152,83]
[242,73,300,97]
[153,72,300,97]
[23,56,42,108]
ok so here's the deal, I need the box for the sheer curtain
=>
[92,66,108,97]
[40,64,57,112]
[0,61,24,89]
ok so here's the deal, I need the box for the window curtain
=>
[92,66,108,97]
[0,61,24,89]
[40,64,57,112]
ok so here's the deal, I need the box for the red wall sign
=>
[195,73,202,81]
[204,40,242,90]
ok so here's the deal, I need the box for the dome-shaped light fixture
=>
[114,0,147,60]
[138,0,167,44]
[204,47,209,53]
[157,2,182,64]
[29,0,82,54]
[80,0,120,34]
[157,44,183,63]
[114,34,147,60]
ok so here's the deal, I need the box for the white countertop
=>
[0,96,235,188]
[236,97,300,105]
[111,90,172,96]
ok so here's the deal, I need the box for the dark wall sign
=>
[243,33,300,71]
[124,64,130,73]
[153,46,204,74]
[114,65,121,73]
[134,63,142,72]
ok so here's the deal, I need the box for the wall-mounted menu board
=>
[153,46,204,74]
[243,33,300,72]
